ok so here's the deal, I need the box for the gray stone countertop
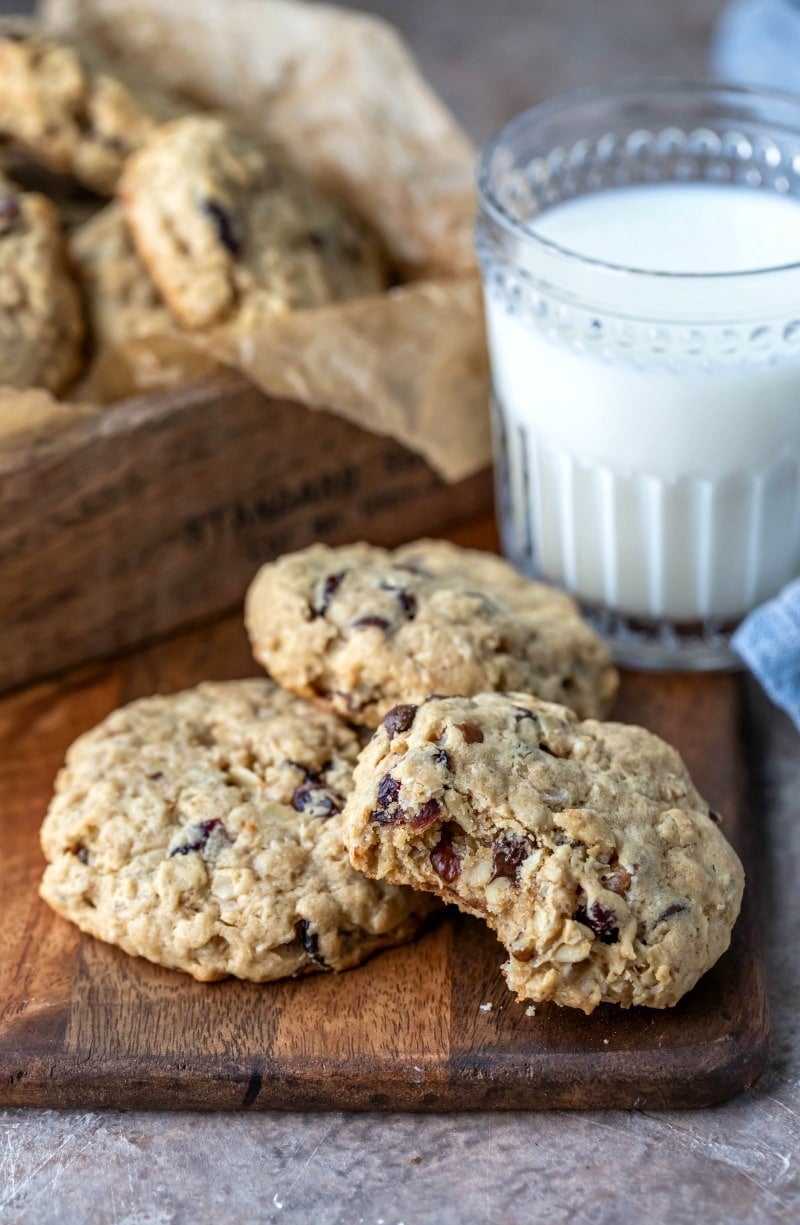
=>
[2,1,799,1222]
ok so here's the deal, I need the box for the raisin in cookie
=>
[245,540,618,727]
[343,692,744,1013]
[119,114,388,331]
[0,20,185,194]
[0,174,84,393]
[40,679,434,982]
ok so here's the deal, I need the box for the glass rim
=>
[477,77,800,283]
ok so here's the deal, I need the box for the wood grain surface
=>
[0,374,491,695]
[0,521,768,1111]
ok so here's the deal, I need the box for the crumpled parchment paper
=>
[40,0,491,481]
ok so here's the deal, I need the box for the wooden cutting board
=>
[0,531,768,1110]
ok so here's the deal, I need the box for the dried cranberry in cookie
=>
[245,539,618,728]
[343,691,744,1014]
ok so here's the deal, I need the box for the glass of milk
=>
[476,81,800,670]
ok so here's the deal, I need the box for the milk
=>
[485,183,800,636]
[529,183,800,273]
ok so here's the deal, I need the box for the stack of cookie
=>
[0,21,388,400]
[40,539,744,1015]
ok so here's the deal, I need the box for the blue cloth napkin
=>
[712,0,800,95]
[732,577,800,731]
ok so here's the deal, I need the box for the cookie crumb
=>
[525,1005,537,1017]
[479,1002,493,1012]
[603,1038,609,1045]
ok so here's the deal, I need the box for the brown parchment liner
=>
[40,0,491,482]
[0,387,97,450]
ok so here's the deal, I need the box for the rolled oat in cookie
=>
[245,539,618,727]
[119,114,388,331]
[343,692,744,1013]
[40,679,434,982]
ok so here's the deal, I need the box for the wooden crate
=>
[0,374,492,693]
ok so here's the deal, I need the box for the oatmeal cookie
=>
[0,20,185,193]
[0,174,84,392]
[119,114,388,330]
[69,202,174,348]
[69,203,223,396]
[245,539,618,726]
[40,679,434,981]
[343,692,744,1012]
